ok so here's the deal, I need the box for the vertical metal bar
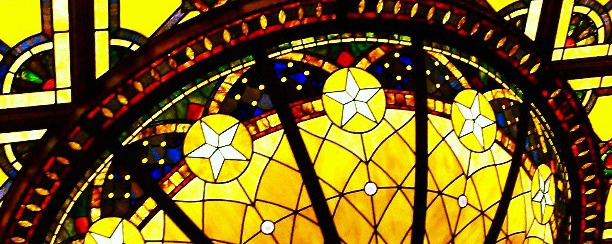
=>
[410,36,429,243]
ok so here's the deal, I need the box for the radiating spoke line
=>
[484,104,530,244]
[116,143,213,244]
[410,37,429,243]
[254,54,342,244]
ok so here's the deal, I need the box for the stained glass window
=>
[0,0,610,243]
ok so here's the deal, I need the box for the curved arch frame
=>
[0,0,604,243]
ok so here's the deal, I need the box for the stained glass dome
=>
[0,0,608,243]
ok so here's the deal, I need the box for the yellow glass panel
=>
[554,0,574,48]
[526,219,553,243]
[179,11,200,24]
[30,42,53,55]
[425,194,453,243]
[551,49,564,61]
[54,32,71,88]
[588,95,612,140]
[396,113,417,151]
[240,206,262,240]
[376,190,413,243]
[0,129,46,144]
[110,38,132,48]
[524,0,542,40]
[506,194,529,235]
[289,214,324,243]
[94,0,109,29]
[563,44,610,59]
[163,214,189,241]
[300,130,324,160]
[4,144,16,164]
[601,76,612,88]
[298,115,332,138]
[254,201,293,223]
[253,130,283,157]
[56,88,71,104]
[314,140,360,191]
[344,191,375,224]
[176,202,203,229]
[606,188,612,226]
[257,161,303,208]
[604,229,612,240]
[359,186,387,217]
[203,201,245,243]
[427,121,443,153]
[362,120,395,159]
[9,51,32,74]
[273,215,295,243]
[0,169,8,187]
[471,165,504,209]
[369,159,401,187]
[384,109,414,130]
[0,0,41,46]
[204,178,249,202]
[334,197,375,244]
[172,178,204,201]
[95,31,110,78]
[589,12,606,44]
[486,0,517,12]
[120,0,181,37]
[52,0,69,31]
[236,153,268,201]
[343,162,369,193]
[271,135,299,170]
[429,140,462,190]
[0,91,56,109]
[568,77,602,90]
[325,125,366,160]
[85,217,144,244]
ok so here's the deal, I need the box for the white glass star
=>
[325,70,380,126]
[91,222,123,244]
[532,174,554,218]
[187,121,247,180]
[456,95,494,147]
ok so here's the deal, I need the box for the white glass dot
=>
[261,220,275,234]
[458,195,468,208]
[364,182,378,196]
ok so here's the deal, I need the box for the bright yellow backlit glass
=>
[120,0,181,37]
[0,0,41,46]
